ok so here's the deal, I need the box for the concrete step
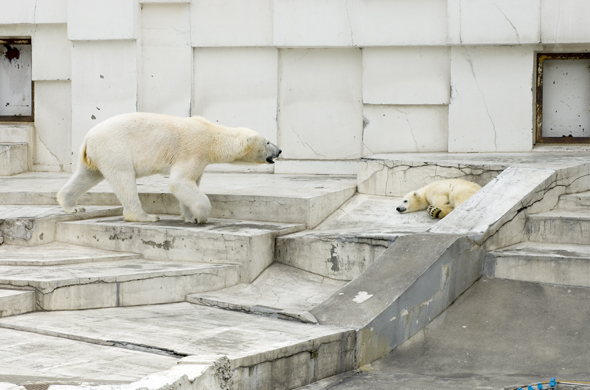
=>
[486,242,590,287]
[57,215,305,282]
[276,194,437,280]
[0,289,35,318]
[188,263,346,324]
[0,303,355,390]
[0,260,240,310]
[0,143,27,176]
[0,173,357,228]
[558,190,590,209]
[0,205,122,246]
[0,242,141,266]
[527,209,590,245]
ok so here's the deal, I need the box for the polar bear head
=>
[396,191,428,213]
[238,129,282,164]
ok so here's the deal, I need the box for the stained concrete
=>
[324,278,590,390]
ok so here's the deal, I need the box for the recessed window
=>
[0,38,33,122]
[536,52,590,144]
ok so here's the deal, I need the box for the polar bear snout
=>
[266,147,282,164]
[396,206,406,213]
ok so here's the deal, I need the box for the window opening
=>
[0,38,33,122]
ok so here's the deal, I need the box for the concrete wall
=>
[1,1,590,173]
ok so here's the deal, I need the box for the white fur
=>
[57,113,281,223]
[396,179,481,219]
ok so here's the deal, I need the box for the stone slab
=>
[0,173,357,228]
[0,289,35,318]
[0,260,240,310]
[0,327,177,386]
[276,194,437,280]
[527,210,590,245]
[487,242,590,287]
[558,190,590,209]
[188,263,346,323]
[0,303,356,389]
[0,242,140,266]
[57,215,305,282]
[0,143,27,176]
[324,279,590,390]
[0,206,123,246]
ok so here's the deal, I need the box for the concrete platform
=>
[276,194,438,280]
[527,209,590,245]
[0,289,34,318]
[324,278,590,390]
[487,242,590,287]
[0,260,240,310]
[0,205,122,246]
[0,172,357,228]
[188,263,347,323]
[0,242,140,266]
[0,327,178,387]
[0,302,356,390]
[57,215,305,283]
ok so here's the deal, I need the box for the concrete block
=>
[71,40,138,163]
[487,242,590,287]
[347,0,447,46]
[0,205,122,246]
[33,0,68,24]
[140,4,191,117]
[363,47,450,105]
[0,289,35,317]
[191,0,273,47]
[541,0,590,43]
[0,144,27,176]
[0,0,35,24]
[274,0,352,47]
[559,190,590,209]
[0,124,33,170]
[67,0,140,40]
[448,0,540,44]
[193,48,278,142]
[32,24,71,81]
[33,81,72,172]
[279,48,363,160]
[527,210,590,245]
[362,105,448,155]
[448,46,535,152]
[57,215,305,282]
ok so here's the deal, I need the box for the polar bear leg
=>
[428,195,454,219]
[99,165,159,223]
[57,164,104,213]
[169,174,211,224]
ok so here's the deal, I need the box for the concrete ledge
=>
[0,289,35,318]
[0,143,27,176]
[312,234,485,365]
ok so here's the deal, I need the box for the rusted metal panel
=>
[0,39,33,121]
[536,52,590,144]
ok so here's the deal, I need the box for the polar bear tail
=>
[80,141,99,171]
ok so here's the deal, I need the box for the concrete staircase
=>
[486,191,590,287]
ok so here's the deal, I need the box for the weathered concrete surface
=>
[276,194,437,280]
[0,260,239,311]
[188,263,346,323]
[324,278,590,390]
[0,172,357,228]
[0,143,27,176]
[0,303,356,390]
[57,215,304,283]
[0,242,140,266]
[0,327,178,387]
[0,289,34,317]
[486,242,590,287]
[312,234,484,365]
[0,205,122,246]
[527,209,590,245]
[559,190,590,209]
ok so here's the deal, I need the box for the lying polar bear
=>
[395,179,481,219]
[57,113,282,223]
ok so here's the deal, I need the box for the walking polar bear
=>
[395,179,481,219]
[57,113,282,223]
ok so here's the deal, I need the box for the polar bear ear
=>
[413,192,419,198]
[246,134,257,144]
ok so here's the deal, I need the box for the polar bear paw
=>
[427,205,443,219]
[124,212,160,223]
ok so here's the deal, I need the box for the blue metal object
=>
[538,383,543,390]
